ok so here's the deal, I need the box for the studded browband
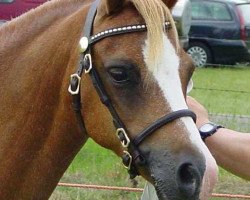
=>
[89,21,171,45]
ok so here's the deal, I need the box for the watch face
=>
[199,123,215,133]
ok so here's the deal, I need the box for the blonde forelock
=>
[130,0,179,70]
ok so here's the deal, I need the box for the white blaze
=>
[143,34,218,199]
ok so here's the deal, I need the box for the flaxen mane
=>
[131,0,179,70]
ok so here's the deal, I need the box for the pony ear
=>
[164,0,178,9]
[96,0,125,19]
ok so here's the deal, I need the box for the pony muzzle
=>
[145,149,206,200]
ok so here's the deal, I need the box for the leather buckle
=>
[68,73,81,95]
[84,54,93,74]
[116,128,130,148]
[122,151,132,170]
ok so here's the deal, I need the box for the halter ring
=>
[84,54,93,74]
[68,73,81,95]
[122,151,133,170]
[116,128,130,148]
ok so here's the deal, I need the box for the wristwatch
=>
[199,122,224,141]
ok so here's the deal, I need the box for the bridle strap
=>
[83,0,100,41]
[69,0,197,179]
[89,22,171,45]
[69,0,100,135]
[88,65,126,129]
[76,0,100,77]
[132,109,197,146]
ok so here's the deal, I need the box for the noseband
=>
[68,0,196,178]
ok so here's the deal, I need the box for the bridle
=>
[68,0,197,179]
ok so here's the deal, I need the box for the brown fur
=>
[0,1,91,199]
[0,0,202,199]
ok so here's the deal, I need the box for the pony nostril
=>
[177,163,202,197]
[178,163,197,184]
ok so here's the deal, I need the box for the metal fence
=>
[210,113,250,132]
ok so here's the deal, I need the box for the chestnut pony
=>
[0,0,217,199]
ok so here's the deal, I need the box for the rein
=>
[68,0,197,179]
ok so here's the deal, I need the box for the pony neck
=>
[0,1,90,199]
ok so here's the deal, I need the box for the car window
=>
[191,1,232,21]
[237,4,250,24]
[0,0,14,2]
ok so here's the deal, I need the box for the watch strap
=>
[199,123,224,141]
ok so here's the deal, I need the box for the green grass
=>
[190,67,250,115]
[51,140,143,200]
[50,67,250,200]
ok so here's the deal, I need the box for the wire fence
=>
[57,182,250,199]
[192,74,250,132]
[198,62,250,68]
[194,86,250,94]
[210,113,250,132]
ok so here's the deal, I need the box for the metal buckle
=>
[122,151,133,170]
[68,73,81,95]
[84,54,93,74]
[116,128,130,148]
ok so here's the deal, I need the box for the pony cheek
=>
[200,154,218,200]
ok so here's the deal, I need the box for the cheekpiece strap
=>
[83,0,101,43]
[68,0,101,135]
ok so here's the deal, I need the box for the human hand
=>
[186,96,210,128]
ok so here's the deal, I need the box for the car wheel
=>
[187,42,212,67]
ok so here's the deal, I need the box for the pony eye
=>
[108,67,129,83]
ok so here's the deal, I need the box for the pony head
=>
[79,0,218,199]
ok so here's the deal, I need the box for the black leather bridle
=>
[68,0,197,179]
